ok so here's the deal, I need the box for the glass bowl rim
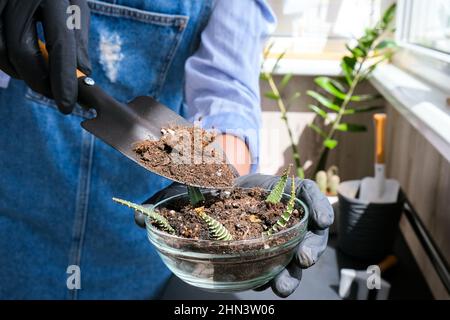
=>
[145,188,309,246]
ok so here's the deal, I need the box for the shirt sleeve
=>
[183,0,276,173]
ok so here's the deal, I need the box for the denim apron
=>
[0,0,213,299]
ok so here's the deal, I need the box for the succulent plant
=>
[112,198,175,234]
[315,170,328,194]
[265,177,296,236]
[195,207,233,241]
[266,165,291,204]
[328,174,341,196]
[315,166,341,196]
[188,186,205,207]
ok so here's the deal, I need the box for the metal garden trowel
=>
[359,114,400,203]
[37,42,235,188]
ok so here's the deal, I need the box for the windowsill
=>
[262,58,342,76]
[263,37,346,76]
[370,64,450,162]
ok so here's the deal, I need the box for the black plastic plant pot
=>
[337,180,405,263]
[145,190,309,292]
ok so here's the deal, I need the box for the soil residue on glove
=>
[133,126,235,188]
[155,188,304,241]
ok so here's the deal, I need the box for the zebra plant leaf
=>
[266,166,291,204]
[195,207,233,241]
[265,177,296,236]
[188,186,205,207]
[112,197,175,234]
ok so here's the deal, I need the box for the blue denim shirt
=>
[0,0,274,299]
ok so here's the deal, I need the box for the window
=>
[405,0,450,54]
[266,0,384,56]
[395,0,450,92]
[268,0,382,39]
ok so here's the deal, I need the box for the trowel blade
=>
[359,177,400,203]
[81,95,236,188]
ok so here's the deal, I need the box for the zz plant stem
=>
[261,46,305,179]
[266,75,305,179]
[313,64,364,173]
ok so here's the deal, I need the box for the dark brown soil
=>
[154,188,304,241]
[133,126,236,188]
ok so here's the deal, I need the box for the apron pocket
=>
[87,0,189,103]
[25,1,188,116]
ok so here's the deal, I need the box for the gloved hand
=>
[0,0,91,114]
[139,174,334,298]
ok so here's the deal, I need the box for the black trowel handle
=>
[38,40,118,116]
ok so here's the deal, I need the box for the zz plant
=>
[308,3,397,173]
[261,4,397,175]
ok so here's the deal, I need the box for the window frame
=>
[394,0,450,93]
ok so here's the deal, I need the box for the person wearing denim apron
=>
[0,0,333,299]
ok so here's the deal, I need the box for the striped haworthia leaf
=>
[195,207,233,241]
[266,166,291,204]
[112,197,175,234]
[265,177,296,236]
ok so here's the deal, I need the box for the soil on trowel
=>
[133,126,236,188]
[155,188,304,241]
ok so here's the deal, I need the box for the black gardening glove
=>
[139,175,334,298]
[0,0,91,113]
[234,174,334,297]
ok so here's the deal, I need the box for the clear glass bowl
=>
[145,190,309,292]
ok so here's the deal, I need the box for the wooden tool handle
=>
[378,255,398,272]
[38,40,86,79]
[38,40,111,116]
[374,113,387,164]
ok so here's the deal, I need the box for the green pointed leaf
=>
[346,44,366,58]
[308,123,327,138]
[344,106,384,115]
[266,166,290,204]
[307,91,341,112]
[266,177,296,236]
[260,73,269,81]
[314,76,379,103]
[323,139,338,149]
[188,186,205,207]
[326,77,348,93]
[263,41,275,60]
[271,50,287,74]
[112,198,175,234]
[350,94,382,102]
[375,40,397,50]
[308,105,328,119]
[362,59,385,79]
[196,208,233,241]
[289,92,301,101]
[314,77,348,100]
[343,56,357,69]
[382,3,396,26]
[341,57,355,85]
[280,73,293,89]
[286,92,301,111]
[335,123,367,132]
[264,92,280,100]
